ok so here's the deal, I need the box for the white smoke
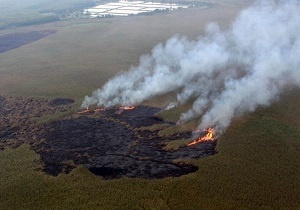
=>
[82,0,300,133]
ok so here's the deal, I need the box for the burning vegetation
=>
[82,1,300,135]
[119,106,135,110]
[188,128,215,146]
[77,106,135,115]
[77,107,90,114]
[0,96,216,179]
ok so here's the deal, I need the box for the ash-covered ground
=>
[0,96,74,149]
[0,96,216,179]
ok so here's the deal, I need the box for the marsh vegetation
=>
[0,0,299,209]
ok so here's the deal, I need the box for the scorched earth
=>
[0,96,216,179]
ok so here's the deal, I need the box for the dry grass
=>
[0,5,244,103]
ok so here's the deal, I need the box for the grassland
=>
[0,4,244,101]
[1,90,299,209]
[1,1,299,209]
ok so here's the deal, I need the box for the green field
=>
[1,1,300,209]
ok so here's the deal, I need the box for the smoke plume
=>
[82,0,300,133]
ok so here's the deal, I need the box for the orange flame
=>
[119,106,135,110]
[77,107,90,114]
[187,128,214,146]
[94,107,104,112]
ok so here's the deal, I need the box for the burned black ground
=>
[0,96,216,179]
[35,106,216,179]
[0,96,74,149]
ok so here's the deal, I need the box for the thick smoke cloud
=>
[82,0,300,133]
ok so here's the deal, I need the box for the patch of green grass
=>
[158,125,184,136]
[139,123,170,132]
[158,119,199,137]
[31,100,81,125]
[162,138,191,151]
[31,108,74,125]
[156,103,192,122]
[152,102,198,137]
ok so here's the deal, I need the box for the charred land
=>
[0,96,216,179]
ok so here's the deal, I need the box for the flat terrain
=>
[0,90,299,209]
[0,96,214,179]
[0,30,56,53]
[0,3,245,101]
[0,0,94,29]
[1,0,300,209]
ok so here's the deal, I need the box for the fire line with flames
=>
[77,106,136,114]
[119,106,135,110]
[77,107,90,114]
[187,128,215,146]
[77,106,214,147]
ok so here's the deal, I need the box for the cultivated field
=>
[0,0,300,209]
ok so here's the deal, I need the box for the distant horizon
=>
[83,0,190,17]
